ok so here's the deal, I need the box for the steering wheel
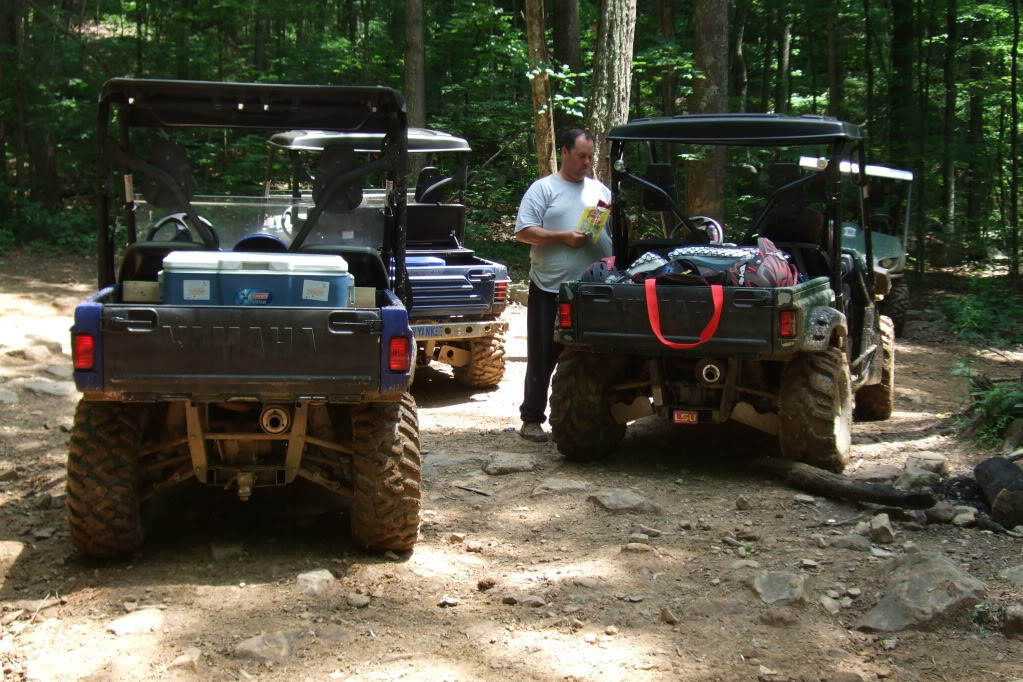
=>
[147,212,216,243]
[669,215,724,244]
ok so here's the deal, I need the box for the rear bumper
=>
[411,319,508,342]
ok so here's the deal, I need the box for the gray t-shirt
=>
[514,174,613,292]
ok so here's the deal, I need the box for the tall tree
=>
[774,2,792,113]
[732,0,748,112]
[686,0,728,219]
[942,0,958,244]
[1011,0,1020,288]
[525,0,556,177]
[826,0,844,119]
[587,0,637,184]
[659,0,676,116]
[404,0,425,129]
[552,0,580,133]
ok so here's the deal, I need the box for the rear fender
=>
[71,287,115,392]
[380,290,414,394]
[801,306,847,353]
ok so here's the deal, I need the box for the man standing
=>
[514,129,612,442]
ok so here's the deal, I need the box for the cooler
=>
[160,251,351,307]
[407,256,446,268]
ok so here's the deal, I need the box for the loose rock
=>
[296,569,335,597]
[894,467,942,490]
[736,495,752,510]
[870,514,896,544]
[22,378,76,397]
[483,451,535,475]
[622,542,655,553]
[952,506,976,527]
[1002,605,1023,639]
[0,388,19,404]
[752,571,806,605]
[834,535,872,552]
[589,489,661,513]
[168,647,202,672]
[905,451,949,475]
[347,593,371,608]
[234,630,301,663]
[531,478,588,497]
[660,607,679,624]
[107,608,164,635]
[852,465,901,484]
[925,501,958,524]
[998,565,1023,587]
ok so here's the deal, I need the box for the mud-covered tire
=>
[549,350,626,462]
[880,279,909,337]
[855,315,896,421]
[452,333,506,388]
[350,393,422,552]
[778,348,852,473]
[66,401,147,558]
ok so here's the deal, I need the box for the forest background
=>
[0,0,1020,286]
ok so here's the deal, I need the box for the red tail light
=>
[388,336,411,372]
[73,334,95,370]
[779,311,796,338]
[558,302,573,328]
[494,281,508,302]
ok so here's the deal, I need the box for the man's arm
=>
[516,225,589,248]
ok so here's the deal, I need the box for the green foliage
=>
[936,277,1023,346]
[954,359,1023,445]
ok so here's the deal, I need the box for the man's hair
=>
[559,128,594,152]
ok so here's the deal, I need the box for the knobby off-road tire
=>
[880,279,910,337]
[452,333,507,388]
[350,393,422,552]
[855,315,896,421]
[778,348,852,473]
[549,350,626,461]
[66,400,148,558]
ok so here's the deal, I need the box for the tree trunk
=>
[974,457,1023,528]
[659,0,675,116]
[1012,0,1021,288]
[774,3,791,114]
[942,0,958,245]
[889,0,913,162]
[826,0,844,119]
[754,458,936,509]
[586,0,636,185]
[686,0,728,219]
[731,0,747,112]
[525,0,556,178]
[404,0,425,129]
[964,34,986,259]
[552,0,580,132]
[863,0,874,136]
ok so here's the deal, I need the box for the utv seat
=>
[118,240,209,283]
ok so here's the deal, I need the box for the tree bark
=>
[942,0,958,245]
[889,0,913,162]
[826,0,844,119]
[525,0,556,178]
[964,32,986,259]
[773,3,791,114]
[404,0,426,129]
[552,0,580,132]
[1011,0,1020,288]
[686,0,728,219]
[586,0,636,185]
[754,458,937,509]
[863,0,874,135]
[659,0,675,116]
[731,0,747,112]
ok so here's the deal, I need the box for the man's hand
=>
[516,226,590,248]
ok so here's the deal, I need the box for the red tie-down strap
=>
[644,278,724,349]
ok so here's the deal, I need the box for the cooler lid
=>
[162,251,347,273]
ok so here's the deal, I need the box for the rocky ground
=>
[1,252,1023,682]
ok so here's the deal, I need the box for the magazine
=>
[576,205,611,243]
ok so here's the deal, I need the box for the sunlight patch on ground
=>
[405,545,488,580]
[0,293,74,355]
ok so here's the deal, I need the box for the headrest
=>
[314,145,363,213]
[142,141,194,207]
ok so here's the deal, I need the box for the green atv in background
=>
[801,157,914,337]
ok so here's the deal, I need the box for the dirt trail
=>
[1,252,1021,682]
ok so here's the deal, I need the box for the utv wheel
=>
[778,348,852,473]
[452,333,507,388]
[550,350,626,461]
[880,279,910,337]
[350,393,422,552]
[855,315,896,421]
[66,401,148,558]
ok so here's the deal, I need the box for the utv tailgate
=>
[557,278,831,357]
[98,304,383,400]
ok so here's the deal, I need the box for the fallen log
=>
[753,457,936,509]
[974,456,1023,528]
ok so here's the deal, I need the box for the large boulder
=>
[856,553,985,632]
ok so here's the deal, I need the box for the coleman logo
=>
[235,288,272,305]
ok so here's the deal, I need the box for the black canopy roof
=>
[609,113,865,146]
[268,128,470,153]
[99,78,405,132]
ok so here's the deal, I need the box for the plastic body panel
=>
[407,253,510,319]
[555,277,835,359]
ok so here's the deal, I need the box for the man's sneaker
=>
[519,421,549,443]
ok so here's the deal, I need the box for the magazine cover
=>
[576,205,611,243]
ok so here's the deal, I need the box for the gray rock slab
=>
[23,378,77,397]
[1003,419,1023,454]
[851,464,901,484]
[234,630,303,663]
[952,506,977,527]
[834,535,872,552]
[107,608,165,635]
[856,553,986,632]
[753,571,807,605]
[894,468,941,490]
[23,345,53,363]
[905,451,949,475]
[296,569,335,597]
[168,647,202,671]
[0,388,18,404]
[1003,604,1023,639]
[925,501,958,524]
[483,451,535,475]
[588,488,661,513]
[45,364,74,379]
[998,565,1023,587]
[531,478,589,497]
